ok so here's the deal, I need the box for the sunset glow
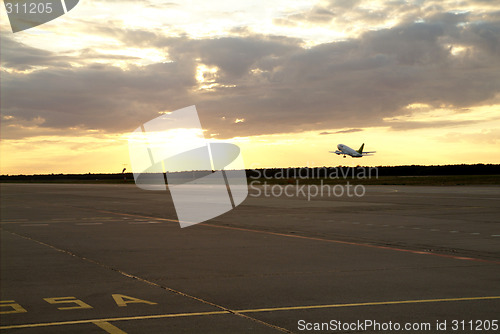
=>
[1,0,499,174]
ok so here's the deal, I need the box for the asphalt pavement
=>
[1,183,499,333]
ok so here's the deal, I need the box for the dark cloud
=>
[167,36,301,80]
[0,34,71,70]
[1,58,196,138]
[2,5,500,140]
[0,33,142,71]
[338,128,363,134]
[320,128,363,134]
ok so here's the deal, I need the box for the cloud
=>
[1,55,196,138]
[273,0,415,30]
[320,128,363,134]
[0,33,72,70]
[167,35,301,80]
[0,32,146,71]
[2,3,500,140]
[274,6,336,26]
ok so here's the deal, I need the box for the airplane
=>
[330,143,376,158]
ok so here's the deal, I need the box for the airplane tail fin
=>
[357,143,365,154]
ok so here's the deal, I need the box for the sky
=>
[1,0,500,174]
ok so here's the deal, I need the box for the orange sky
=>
[1,0,499,174]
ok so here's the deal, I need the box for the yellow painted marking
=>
[0,311,228,329]
[43,297,93,310]
[2,230,287,332]
[112,294,158,307]
[0,300,27,314]
[93,321,127,334]
[238,296,500,313]
[2,296,499,330]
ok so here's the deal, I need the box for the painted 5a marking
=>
[0,294,157,314]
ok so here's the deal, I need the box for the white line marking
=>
[60,0,67,12]
[450,231,458,233]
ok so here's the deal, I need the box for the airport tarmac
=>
[1,183,499,333]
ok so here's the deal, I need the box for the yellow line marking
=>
[1,296,499,330]
[237,296,500,313]
[93,321,128,334]
[0,311,229,329]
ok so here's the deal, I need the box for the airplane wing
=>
[329,151,343,155]
[362,151,376,155]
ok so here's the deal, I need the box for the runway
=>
[1,183,499,333]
